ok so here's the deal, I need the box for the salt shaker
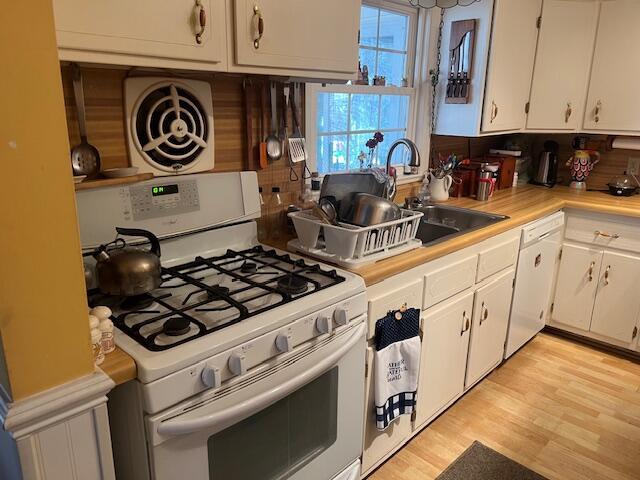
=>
[99,318,115,354]
[91,328,105,366]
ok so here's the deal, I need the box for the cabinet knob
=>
[252,5,265,49]
[195,0,206,44]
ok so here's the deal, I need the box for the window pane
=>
[350,94,379,131]
[381,95,410,130]
[349,132,378,169]
[317,134,348,173]
[377,130,408,166]
[359,6,379,47]
[379,10,408,51]
[317,92,348,133]
[377,51,406,87]
[359,48,376,82]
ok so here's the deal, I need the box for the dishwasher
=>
[505,211,565,359]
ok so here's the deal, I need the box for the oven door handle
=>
[156,322,366,438]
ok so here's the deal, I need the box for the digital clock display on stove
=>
[151,184,179,197]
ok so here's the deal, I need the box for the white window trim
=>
[305,1,436,184]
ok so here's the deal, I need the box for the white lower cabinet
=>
[551,243,602,331]
[414,290,474,427]
[589,251,640,344]
[465,268,515,388]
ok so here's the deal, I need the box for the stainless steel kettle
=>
[93,227,162,296]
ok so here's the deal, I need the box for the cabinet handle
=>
[595,230,620,239]
[195,0,206,44]
[604,265,611,285]
[588,260,596,282]
[564,102,572,123]
[252,5,264,49]
[594,100,602,123]
[490,101,498,123]
[479,302,489,325]
[460,311,470,336]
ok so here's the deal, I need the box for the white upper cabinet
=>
[481,0,542,133]
[526,0,598,131]
[583,0,640,132]
[231,0,360,77]
[54,0,228,70]
[590,251,640,344]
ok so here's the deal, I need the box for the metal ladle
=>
[266,82,282,161]
[70,64,101,178]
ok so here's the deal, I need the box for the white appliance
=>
[76,172,367,480]
[505,211,565,358]
[124,77,215,176]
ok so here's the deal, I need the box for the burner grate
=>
[111,246,345,351]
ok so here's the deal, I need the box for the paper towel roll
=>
[612,137,640,150]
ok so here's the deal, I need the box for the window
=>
[306,1,422,176]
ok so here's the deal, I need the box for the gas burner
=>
[163,317,191,336]
[121,294,156,311]
[240,261,257,274]
[205,286,230,299]
[277,274,309,295]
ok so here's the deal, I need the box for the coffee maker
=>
[531,140,559,187]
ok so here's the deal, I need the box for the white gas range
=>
[77,172,366,480]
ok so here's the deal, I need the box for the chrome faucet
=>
[385,138,421,201]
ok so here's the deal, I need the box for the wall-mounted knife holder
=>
[445,19,476,104]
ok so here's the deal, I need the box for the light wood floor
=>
[368,333,640,480]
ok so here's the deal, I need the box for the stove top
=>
[91,246,346,351]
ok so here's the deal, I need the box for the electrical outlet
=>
[627,157,640,175]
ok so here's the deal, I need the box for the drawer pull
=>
[252,5,264,49]
[595,230,620,239]
[604,265,611,285]
[195,0,206,44]
[588,260,595,282]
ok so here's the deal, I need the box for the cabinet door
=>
[362,346,412,475]
[481,0,542,132]
[54,0,227,65]
[233,0,360,74]
[590,251,640,344]
[415,290,474,427]
[465,268,515,389]
[583,0,640,132]
[526,0,598,130]
[552,243,602,330]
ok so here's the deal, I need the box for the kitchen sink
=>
[413,204,509,246]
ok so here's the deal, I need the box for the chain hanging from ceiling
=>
[409,0,479,8]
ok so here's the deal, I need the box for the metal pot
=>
[344,193,402,227]
[93,227,162,296]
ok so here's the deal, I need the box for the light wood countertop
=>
[101,185,640,386]
[349,185,640,286]
[100,346,136,386]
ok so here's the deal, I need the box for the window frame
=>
[305,0,432,183]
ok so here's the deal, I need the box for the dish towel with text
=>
[374,308,421,430]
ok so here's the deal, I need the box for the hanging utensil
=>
[242,78,258,170]
[70,64,101,178]
[266,81,282,161]
[288,83,308,165]
[258,82,268,169]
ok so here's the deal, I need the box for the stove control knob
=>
[316,316,332,335]
[201,365,221,389]
[275,333,293,353]
[334,308,349,326]
[228,353,247,376]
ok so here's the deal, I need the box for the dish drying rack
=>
[287,209,424,268]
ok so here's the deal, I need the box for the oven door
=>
[146,320,366,480]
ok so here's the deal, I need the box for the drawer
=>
[565,211,640,253]
[476,237,519,282]
[367,279,423,339]
[423,255,477,309]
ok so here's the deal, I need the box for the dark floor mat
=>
[436,441,548,480]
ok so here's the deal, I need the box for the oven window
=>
[207,367,339,480]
